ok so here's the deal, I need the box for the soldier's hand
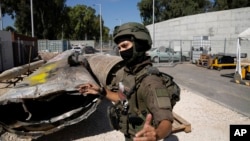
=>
[133,114,157,141]
[77,83,100,95]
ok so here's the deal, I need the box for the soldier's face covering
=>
[117,38,134,61]
[117,36,147,67]
[120,47,133,61]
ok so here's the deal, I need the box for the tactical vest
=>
[108,65,180,138]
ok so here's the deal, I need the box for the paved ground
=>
[157,62,250,117]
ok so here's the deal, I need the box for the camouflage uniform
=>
[109,22,175,141]
[109,58,174,140]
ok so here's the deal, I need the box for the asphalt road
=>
[157,62,250,117]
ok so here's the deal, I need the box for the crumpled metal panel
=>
[0,50,97,103]
[0,50,102,139]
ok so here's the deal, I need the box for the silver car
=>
[146,47,184,63]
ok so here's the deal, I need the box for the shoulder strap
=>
[135,65,160,86]
[122,66,158,98]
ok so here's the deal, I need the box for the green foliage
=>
[137,0,153,25]
[138,0,204,25]
[213,0,250,10]
[0,0,109,41]
[4,26,16,32]
[14,0,31,35]
[67,5,97,40]
[137,0,249,25]
[1,0,17,18]
[167,0,199,18]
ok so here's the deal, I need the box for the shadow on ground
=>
[35,99,114,141]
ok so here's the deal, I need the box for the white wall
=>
[147,7,250,60]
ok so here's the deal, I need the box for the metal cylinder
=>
[86,54,124,86]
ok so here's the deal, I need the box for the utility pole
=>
[94,4,102,54]
[30,0,34,37]
[61,25,63,40]
[152,0,155,49]
[0,2,3,30]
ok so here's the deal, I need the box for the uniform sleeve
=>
[139,75,174,125]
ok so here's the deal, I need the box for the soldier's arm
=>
[137,75,173,140]
[155,119,172,140]
[78,83,120,103]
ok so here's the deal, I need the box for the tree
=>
[137,0,215,25]
[1,0,68,39]
[137,0,153,25]
[231,0,250,8]
[213,0,250,10]
[67,5,108,41]
[1,0,110,41]
[36,0,67,38]
[0,0,18,18]
[167,0,200,18]
[14,0,32,36]
[4,26,16,32]
[32,0,68,39]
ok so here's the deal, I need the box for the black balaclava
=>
[120,36,148,68]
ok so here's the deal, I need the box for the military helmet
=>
[113,22,152,49]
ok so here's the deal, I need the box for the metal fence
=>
[2,38,248,72]
[150,39,250,66]
[96,38,250,67]
[38,40,69,52]
[37,40,98,53]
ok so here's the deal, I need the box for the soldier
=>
[78,22,176,141]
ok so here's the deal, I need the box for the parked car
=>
[84,46,96,54]
[72,46,83,54]
[146,46,186,63]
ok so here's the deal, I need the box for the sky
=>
[2,0,142,33]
